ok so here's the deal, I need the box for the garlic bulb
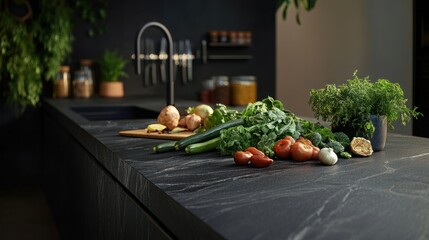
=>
[319,148,338,166]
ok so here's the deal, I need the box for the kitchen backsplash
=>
[70,0,275,103]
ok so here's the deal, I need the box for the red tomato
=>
[290,142,313,161]
[284,136,295,145]
[273,139,292,159]
[296,136,313,146]
[250,155,273,168]
[245,147,265,156]
[233,151,253,166]
[311,146,320,160]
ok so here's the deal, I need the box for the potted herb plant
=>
[309,71,421,151]
[98,50,128,98]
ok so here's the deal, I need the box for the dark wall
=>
[71,0,276,100]
[0,0,276,187]
[413,0,429,137]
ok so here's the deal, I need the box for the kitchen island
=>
[42,98,429,240]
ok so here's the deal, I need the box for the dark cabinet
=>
[42,113,172,240]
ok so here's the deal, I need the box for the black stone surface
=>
[44,98,429,240]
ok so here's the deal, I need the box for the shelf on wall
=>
[207,55,253,60]
[201,40,252,63]
[208,42,251,47]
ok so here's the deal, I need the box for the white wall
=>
[276,0,413,135]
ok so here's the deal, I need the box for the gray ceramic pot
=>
[331,115,387,152]
[370,115,387,152]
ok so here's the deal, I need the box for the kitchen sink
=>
[70,106,159,121]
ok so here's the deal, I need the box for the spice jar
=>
[209,31,219,43]
[231,76,257,106]
[237,31,246,44]
[213,76,230,105]
[244,31,252,45]
[199,78,215,103]
[53,65,71,98]
[219,31,228,43]
[79,59,94,97]
[229,31,238,44]
[73,70,91,98]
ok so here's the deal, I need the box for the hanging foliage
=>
[0,0,107,113]
[277,0,317,25]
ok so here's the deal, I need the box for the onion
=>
[191,104,213,122]
[318,148,338,166]
[185,113,202,131]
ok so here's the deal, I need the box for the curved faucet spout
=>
[136,22,174,106]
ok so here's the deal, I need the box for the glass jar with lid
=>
[213,76,230,105]
[230,75,257,106]
[73,70,91,98]
[53,65,71,98]
[200,78,215,103]
[209,31,219,43]
[79,59,94,97]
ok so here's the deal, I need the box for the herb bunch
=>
[309,71,422,138]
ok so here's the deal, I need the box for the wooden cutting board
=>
[119,128,194,140]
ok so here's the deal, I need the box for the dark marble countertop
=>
[43,98,429,240]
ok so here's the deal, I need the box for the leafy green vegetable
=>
[325,141,345,155]
[299,120,335,143]
[203,104,240,130]
[216,96,352,157]
[219,97,300,157]
[219,126,254,154]
[241,97,284,118]
[305,132,322,148]
[333,132,350,148]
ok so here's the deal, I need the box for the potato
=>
[185,113,202,131]
[178,117,186,127]
[157,105,180,130]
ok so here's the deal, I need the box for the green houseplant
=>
[277,0,317,24]
[0,0,73,112]
[98,50,128,98]
[0,0,107,113]
[309,71,421,150]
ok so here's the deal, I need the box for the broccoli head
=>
[326,140,345,155]
[304,132,322,148]
[334,132,351,148]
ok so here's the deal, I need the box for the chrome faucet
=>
[136,22,174,106]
